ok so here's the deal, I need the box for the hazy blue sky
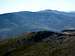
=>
[0,0,75,14]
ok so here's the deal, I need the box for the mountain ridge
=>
[0,9,75,39]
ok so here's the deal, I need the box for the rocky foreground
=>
[0,30,75,56]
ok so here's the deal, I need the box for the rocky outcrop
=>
[1,30,75,56]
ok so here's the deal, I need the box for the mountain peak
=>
[37,9,63,14]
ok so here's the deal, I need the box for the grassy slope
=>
[0,33,75,56]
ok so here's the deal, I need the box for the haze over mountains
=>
[0,9,75,39]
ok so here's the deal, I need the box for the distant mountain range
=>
[0,9,75,39]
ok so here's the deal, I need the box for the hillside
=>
[1,10,75,39]
[0,30,75,56]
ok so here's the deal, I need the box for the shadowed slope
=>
[0,30,75,56]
